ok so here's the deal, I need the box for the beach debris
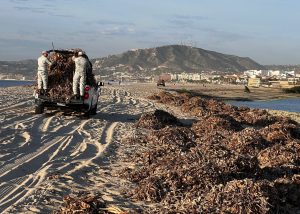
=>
[148,91,191,106]
[259,122,300,143]
[197,179,272,214]
[119,91,300,213]
[221,127,269,156]
[101,206,129,214]
[257,140,300,168]
[273,175,300,213]
[55,194,129,214]
[54,194,107,214]
[136,109,181,130]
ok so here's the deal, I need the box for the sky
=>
[0,0,300,64]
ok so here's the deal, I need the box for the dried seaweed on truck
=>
[40,49,97,102]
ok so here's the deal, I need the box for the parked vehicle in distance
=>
[157,79,165,87]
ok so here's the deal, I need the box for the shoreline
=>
[3,82,300,102]
[114,83,300,123]
[268,110,300,123]
[0,79,35,81]
[3,83,300,115]
[116,82,300,101]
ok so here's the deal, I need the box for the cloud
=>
[12,2,73,18]
[10,0,30,2]
[173,14,207,20]
[82,19,137,38]
[14,6,47,14]
[201,28,250,43]
[167,14,207,28]
[85,19,136,32]
[0,38,45,46]
[98,26,136,37]
[92,19,134,26]
[47,12,74,18]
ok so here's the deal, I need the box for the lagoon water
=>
[0,80,35,87]
[229,98,300,113]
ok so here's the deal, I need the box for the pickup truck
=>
[34,82,103,116]
[33,49,104,116]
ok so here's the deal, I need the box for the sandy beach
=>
[0,84,156,213]
[0,83,299,213]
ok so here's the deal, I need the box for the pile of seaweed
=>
[54,194,107,214]
[38,49,96,101]
[121,91,300,213]
[54,193,128,214]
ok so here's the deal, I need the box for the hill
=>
[92,45,265,75]
[0,45,266,79]
[0,59,36,79]
[264,64,300,71]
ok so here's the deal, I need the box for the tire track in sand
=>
[0,86,156,213]
[0,117,91,212]
[67,122,118,175]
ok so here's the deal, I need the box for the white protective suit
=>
[72,56,88,96]
[37,55,52,89]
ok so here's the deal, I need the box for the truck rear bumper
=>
[35,97,89,111]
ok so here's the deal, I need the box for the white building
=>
[244,70,262,77]
[171,72,202,81]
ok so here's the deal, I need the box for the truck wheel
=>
[35,104,44,114]
[83,111,90,118]
[90,104,97,115]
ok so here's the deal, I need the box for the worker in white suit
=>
[72,51,88,100]
[37,51,52,95]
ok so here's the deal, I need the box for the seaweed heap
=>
[121,92,300,213]
[54,194,129,214]
[54,194,107,214]
[41,49,97,101]
[135,109,181,130]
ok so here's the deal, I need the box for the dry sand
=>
[0,83,299,213]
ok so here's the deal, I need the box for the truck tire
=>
[35,104,44,114]
[90,104,97,115]
[83,111,90,118]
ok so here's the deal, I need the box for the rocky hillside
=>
[0,45,266,79]
[92,45,265,74]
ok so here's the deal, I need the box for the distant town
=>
[1,67,300,89]
[94,66,300,89]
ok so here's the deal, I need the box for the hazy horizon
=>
[1,0,300,65]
